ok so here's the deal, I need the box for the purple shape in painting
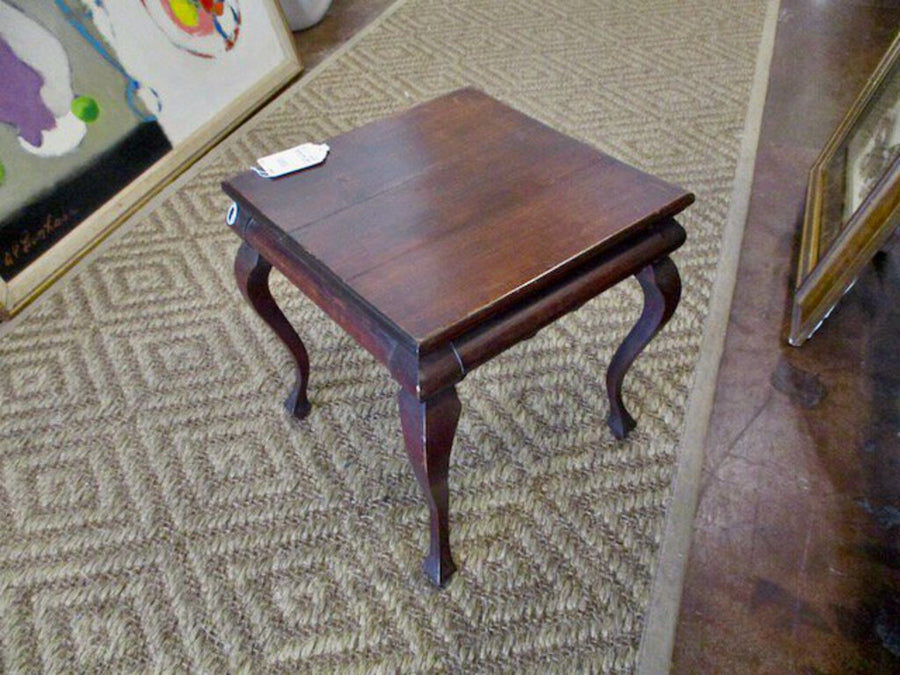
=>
[0,35,55,147]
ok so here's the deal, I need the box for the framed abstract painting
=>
[790,33,900,346]
[0,0,301,319]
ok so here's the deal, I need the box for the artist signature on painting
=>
[2,209,76,271]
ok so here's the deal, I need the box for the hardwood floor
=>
[672,2,900,672]
[293,1,900,670]
[291,0,395,72]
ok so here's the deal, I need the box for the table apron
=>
[416,219,686,398]
[235,214,424,395]
[233,210,684,401]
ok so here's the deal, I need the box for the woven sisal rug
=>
[0,0,776,671]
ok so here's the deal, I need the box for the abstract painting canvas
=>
[0,0,300,319]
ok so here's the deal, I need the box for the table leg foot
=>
[234,241,312,420]
[606,256,681,439]
[398,387,461,587]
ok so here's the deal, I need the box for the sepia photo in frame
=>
[790,33,900,346]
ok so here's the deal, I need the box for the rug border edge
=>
[635,1,782,672]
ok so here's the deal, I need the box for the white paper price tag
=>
[253,142,330,178]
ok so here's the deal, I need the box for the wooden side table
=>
[223,88,693,586]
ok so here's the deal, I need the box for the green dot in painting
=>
[71,96,100,123]
[0,159,5,186]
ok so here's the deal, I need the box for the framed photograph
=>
[790,33,900,346]
[0,0,301,320]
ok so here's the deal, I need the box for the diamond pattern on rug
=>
[1,0,768,671]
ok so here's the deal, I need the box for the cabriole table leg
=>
[606,255,682,439]
[398,386,461,587]
[234,241,312,420]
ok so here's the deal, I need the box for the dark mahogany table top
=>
[223,88,693,350]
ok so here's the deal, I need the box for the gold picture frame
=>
[0,1,301,321]
[790,33,900,346]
